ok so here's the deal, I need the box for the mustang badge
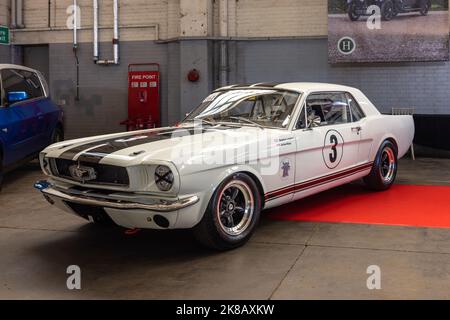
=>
[69,165,97,183]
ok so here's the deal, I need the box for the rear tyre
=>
[348,3,360,21]
[381,0,395,21]
[364,140,398,191]
[193,173,262,251]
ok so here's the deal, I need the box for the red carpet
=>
[268,184,450,229]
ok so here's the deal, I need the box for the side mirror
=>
[307,114,322,129]
[7,91,29,104]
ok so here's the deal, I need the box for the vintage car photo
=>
[329,0,449,62]
[35,83,414,250]
[348,0,431,21]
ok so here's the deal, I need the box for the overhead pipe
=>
[93,0,99,62]
[48,0,51,28]
[10,0,17,28]
[73,0,80,101]
[94,0,120,65]
[73,0,78,49]
[219,0,229,87]
[113,0,119,64]
[16,0,24,28]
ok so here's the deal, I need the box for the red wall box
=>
[122,63,161,131]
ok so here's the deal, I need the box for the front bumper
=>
[34,181,199,212]
[34,180,202,229]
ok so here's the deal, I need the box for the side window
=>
[1,69,44,104]
[303,92,351,128]
[346,93,365,122]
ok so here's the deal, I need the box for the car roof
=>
[217,82,359,94]
[216,82,380,117]
[0,64,39,73]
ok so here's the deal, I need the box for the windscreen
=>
[184,89,301,129]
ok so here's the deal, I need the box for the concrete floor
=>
[0,158,450,299]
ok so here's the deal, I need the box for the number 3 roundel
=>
[322,130,344,169]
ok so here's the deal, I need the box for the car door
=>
[0,98,16,167]
[0,69,42,163]
[291,91,363,201]
[25,70,53,149]
[235,92,297,208]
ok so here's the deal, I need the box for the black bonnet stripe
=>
[76,129,196,163]
[60,127,230,164]
[59,128,177,162]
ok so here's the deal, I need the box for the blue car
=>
[0,64,64,189]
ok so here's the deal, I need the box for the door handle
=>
[352,126,362,133]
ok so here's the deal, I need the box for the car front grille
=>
[49,158,130,187]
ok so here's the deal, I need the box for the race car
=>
[35,83,415,250]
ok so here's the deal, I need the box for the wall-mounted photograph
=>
[329,0,449,62]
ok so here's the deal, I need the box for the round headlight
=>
[155,165,174,191]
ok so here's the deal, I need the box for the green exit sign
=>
[0,26,10,45]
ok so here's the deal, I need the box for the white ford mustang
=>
[35,83,414,250]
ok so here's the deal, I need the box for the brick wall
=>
[235,0,327,37]
[0,0,10,64]
[23,0,171,34]
[4,0,330,43]
[0,0,9,26]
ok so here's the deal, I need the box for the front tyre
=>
[364,140,398,191]
[420,0,430,16]
[193,173,262,251]
[348,3,360,21]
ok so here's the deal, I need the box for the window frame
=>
[0,68,47,107]
[293,90,366,130]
